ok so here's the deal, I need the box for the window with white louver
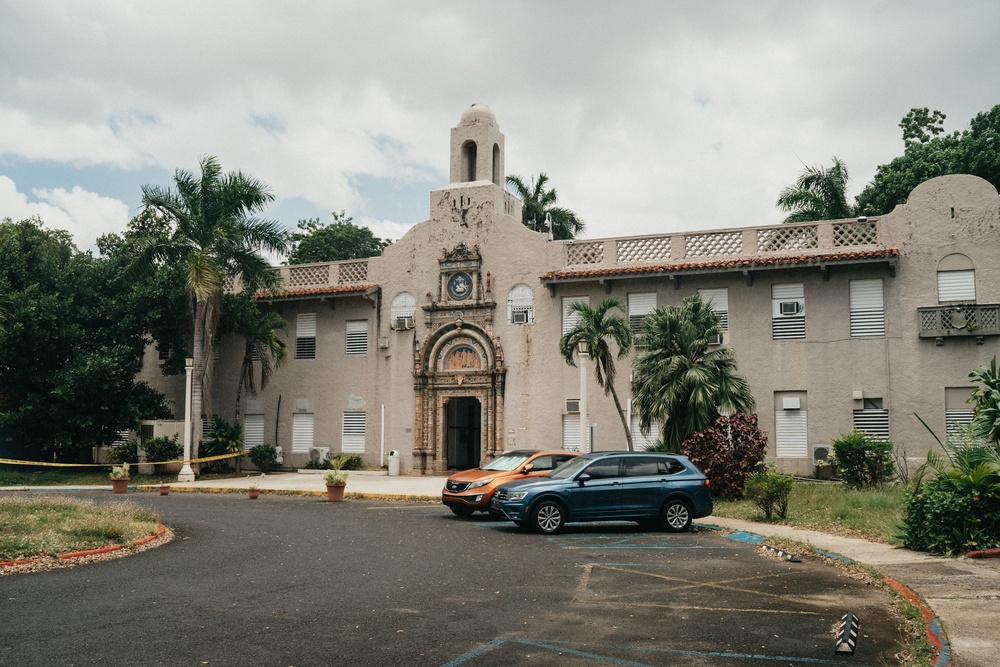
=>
[774,410,808,457]
[562,414,582,452]
[937,270,975,303]
[295,313,317,359]
[853,398,889,440]
[628,292,656,333]
[342,412,366,453]
[244,414,264,449]
[630,413,660,450]
[698,287,729,331]
[562,297,589,335]
[346,320,368,355]
[849,279,885,337]
[772,284,805,340]
[292,413,314,452]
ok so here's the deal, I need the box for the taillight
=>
[703,479,710,487]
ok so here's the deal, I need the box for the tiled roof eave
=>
[539,249,899,283]
[255,283,379,302]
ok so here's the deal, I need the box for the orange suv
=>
[442,450,579,516]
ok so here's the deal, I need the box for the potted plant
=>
[324,467,347,502]
[159,484,171,496]
[248,473,264,499]
[110,463,130,494]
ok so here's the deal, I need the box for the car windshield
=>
[480,453,533,472]
[546,456,591,479]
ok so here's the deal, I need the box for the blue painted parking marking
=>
[547,533,727,550]
[726,530,766,544]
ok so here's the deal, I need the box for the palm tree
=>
[559,297,634,450]
[230,298,289,423]
[135,156,288,459]
[631,294,755,452]
[505,173,585,240]
[776,157,856,223]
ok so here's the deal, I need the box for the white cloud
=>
[0,177,130,250]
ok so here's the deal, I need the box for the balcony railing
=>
[228,259,371,295]
[918,304,1000,344]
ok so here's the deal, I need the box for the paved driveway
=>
[2,492,907,666]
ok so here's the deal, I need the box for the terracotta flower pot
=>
[326,484,346,502]
[111,478,129,494]
[159,485,171,496]
[248,488,260,499]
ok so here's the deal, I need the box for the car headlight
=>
[467,478,493,490]
[505,491,529,501]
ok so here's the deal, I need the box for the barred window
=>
[507,284,534,324]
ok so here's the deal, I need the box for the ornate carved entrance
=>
[412,243,506,475]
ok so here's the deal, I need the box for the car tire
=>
[531,500,565,534]
[660,498,692,532]
[449,506,475,517]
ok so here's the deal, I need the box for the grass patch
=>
[0,495,159,561]
[0,467,228,487]
[713,480,906,544]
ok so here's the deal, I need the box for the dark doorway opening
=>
[446,397,481,469]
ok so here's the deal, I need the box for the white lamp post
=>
[578,339,590,453]
[177,356,196,482]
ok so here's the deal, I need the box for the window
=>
[562,296,589,335]
[292,413,314,453]
[630,413,660,451]
[244,414,264,449]
[849,279,885,337]
[698,288,729,331]
[628,292,656,333]
[583,458,620,479]
[853,398,889,440]
[346,320,368,355]
[342,412,366,453]
[508,284,534,324]
[945,387,974,436]
[774,392,807,457]
[562,414,587,452]
[296,313,317,359]
[938,270,975,303]
[772,284,805,340]
[529,454,576,472]
[390,293,416,329]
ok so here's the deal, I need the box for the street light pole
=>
[578,340,590,453]
[178,356,195,482]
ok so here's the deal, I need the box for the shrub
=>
[143,435,182,464]
[108,440,139,465]
[678,413,768,500]
[902,479,1000,554]
[328,453,363,471]
[743,464,794,519]
[830,430,895,489]
[248,444,279,472]
[199,417,244,472]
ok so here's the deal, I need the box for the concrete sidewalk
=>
[7,470,997,666]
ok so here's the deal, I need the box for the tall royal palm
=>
[137,156,288,459]
[631,295,755,452]
[559,297,634,451]
[776,157,856,223]
[506,173,585,240]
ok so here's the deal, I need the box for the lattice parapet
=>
[338,260,369,284]
[685,231,742,258]
[566,241,605,265]
[617,236,672,263]
[288,264,330,289]
[833,221,877,246]
[756,225,818,252]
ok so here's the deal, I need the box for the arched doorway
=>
[446,396,481,469]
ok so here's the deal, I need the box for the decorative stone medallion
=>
[447,272,473,301]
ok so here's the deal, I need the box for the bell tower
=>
[450,104,505,186]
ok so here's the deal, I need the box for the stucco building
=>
[140,105,999,476]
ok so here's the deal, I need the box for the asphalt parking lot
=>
[1,492,907,666]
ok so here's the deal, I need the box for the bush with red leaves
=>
[679,413,768,500]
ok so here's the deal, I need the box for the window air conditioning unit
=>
[394,316,414,330]
[308,447,330,464]
[779,301,802,316]
[707,332,723,346]
[565,399,580,413]
[782,397,801,410]
[512,311,529,324]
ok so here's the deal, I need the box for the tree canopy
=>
[287,210,389,265]
[0,217,170,460]
[505,173,585,240]
[776,157,856,223]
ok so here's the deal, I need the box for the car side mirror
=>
[521,464,534,474]
[576,473,591,484]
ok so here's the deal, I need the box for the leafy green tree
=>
[287,210,389,265]
[856,104,1000,215]
[558,297,634,450]
[505,173,585,240]
[969,356,1000,445]
[0,217,170,460]
[135,156,288,459]
[776,157,856,222]
[225,295,288,422]
[631,294,755,452]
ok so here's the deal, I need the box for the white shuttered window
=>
[774,410,808,457]
[698,288,729,331]
[292,414,314,453]
[562,297,589,335]
[849,279,885,337]
[562,415,582,452]
[937,270,975,303]
[628,293,656,333]
[296,313,317,359]
[244,414,264,449]
[853,398,889,440]
[630,414,660,450]
[346,320,368,355]
[772,284,805,340]
[342,412,366,453]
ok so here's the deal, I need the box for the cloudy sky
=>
[2,1,998,253]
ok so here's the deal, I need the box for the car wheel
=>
[531,500,565,534]
[660,498,692,532]
[449,506,475,517]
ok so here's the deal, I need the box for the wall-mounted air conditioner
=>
[308,446,330,463]
[779,301,802,316]
[512,311,528,324]
[565,399,580,413]
[707,332,723,346]
[782,397,801,410]
[394,316,414,330]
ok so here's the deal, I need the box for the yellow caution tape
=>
[0,450,248,468]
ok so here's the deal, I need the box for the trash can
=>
[388,450,400,476]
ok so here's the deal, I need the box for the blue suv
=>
[491,451,713,534]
